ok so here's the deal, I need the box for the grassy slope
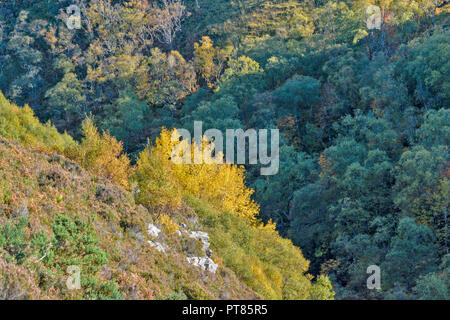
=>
[0,136,260,299]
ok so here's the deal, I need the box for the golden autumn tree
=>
[135,134,183,214]
[135,128,259,224]
[76,117,132,189]
[193,36,234,88]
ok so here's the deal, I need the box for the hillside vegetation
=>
[0,0,449,299]
[0,92,333,299]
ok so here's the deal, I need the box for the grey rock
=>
[148,223,161,238]
[189,231,210,251]
[187,256,218,274]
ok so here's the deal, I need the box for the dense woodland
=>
[0,0,449,299]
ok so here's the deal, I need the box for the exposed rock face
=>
[189,231,210,251]
[187,256,218,274]
[147,224,167,252]
[147,223,218,272]
[187,231,218,273]
[148,223,161,238]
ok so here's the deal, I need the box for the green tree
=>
[252,145,319,230]
[0,11,46,107]
[394,146,448,221]
[382,217,439,290]
[100,90,148,156]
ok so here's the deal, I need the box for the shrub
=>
[76,117,132,189]
[0,91,76,153]
[0,217,29,264]
[159,214,180,235]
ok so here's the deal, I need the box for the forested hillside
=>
[0,0,449,300]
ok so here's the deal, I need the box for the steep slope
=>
[0,93,333,300]
[0,137,259,299]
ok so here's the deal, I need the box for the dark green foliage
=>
[0,213,121,299]
[274,75,321,117]
[49,214,121,299]
[100,90,148,156]
[0,217,29,264]
[396,27,450,109]
[414,255,450,300]
[382,218,439,290]
[180,94,242,133]
[252,145,319,230]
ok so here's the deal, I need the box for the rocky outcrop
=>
[187,256,218,274]
[188,231,210,251]
[147,223,166,252]
[148,223,161,238]
[186,230,218,273]
[147,222,218,272]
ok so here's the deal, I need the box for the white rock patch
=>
[148,223,161,238]
[189,231,210,251]
[186,231,218,273]
[187,257,218,274]
[147,223,217,272]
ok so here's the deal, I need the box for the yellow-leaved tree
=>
[134,133,183,214]
[75,117,132,189]
[193,36,234,88]
[135,128,259,224]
